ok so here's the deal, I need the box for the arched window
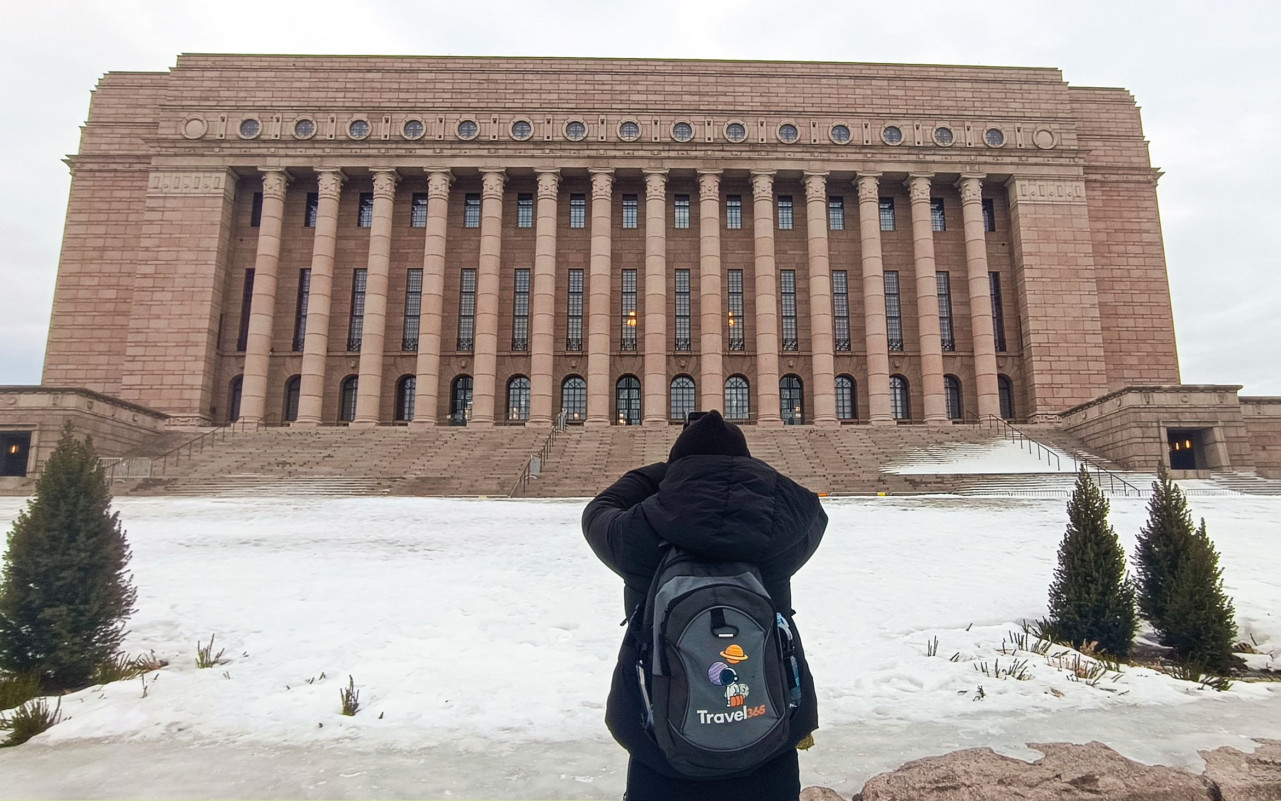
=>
[561,375,587,424]
[283,375,301,423]
[835,375,857,421]
[670,375,696,421]
[890,375,911,421]
[616,375,641,425]
[507,376,531,421]
[228,376,243,423]
[339,375,358,422]
[780,375,804,425]
[450,375,473,425]
[944,375,963,421]
[724,375,750,421]
[395,375,416,422]
[998,375,1015,421]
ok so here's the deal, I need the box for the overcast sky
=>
[2,0,1277,395]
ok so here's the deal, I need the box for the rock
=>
[857,740,1217,800]
[800,787,846,801]
[1200,738,1281,801]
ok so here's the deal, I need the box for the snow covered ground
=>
[0,488,1278,799]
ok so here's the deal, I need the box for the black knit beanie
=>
[668,410,751,462]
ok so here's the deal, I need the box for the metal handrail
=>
[156,420,259,476]
[979,414,1062,472]
[977,414,1143,496]
[509,410,569,497]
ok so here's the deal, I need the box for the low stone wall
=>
[1241,397,1281,478]
[1059,385,1254,472]
[0,386,168,476]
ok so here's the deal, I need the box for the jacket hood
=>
[642,455,819,563]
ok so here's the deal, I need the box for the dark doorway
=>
[1,432,32,477]
[1167,429,1204,470]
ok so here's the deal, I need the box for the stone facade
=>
[43,55,1180,430]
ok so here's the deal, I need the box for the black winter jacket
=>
[581,454,828,779]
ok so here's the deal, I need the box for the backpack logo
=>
[709,648,752,708]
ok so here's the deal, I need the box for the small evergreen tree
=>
[1157,518,1237,674]
[1044,466,1138,658]
[0,425,137,691]
[1133,467,1194,629]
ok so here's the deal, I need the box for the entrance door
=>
[1168,429,1202,470]
[616,376,641,425]
[450,375,474,426]
[1,432,31,477]
[780,375,804,425]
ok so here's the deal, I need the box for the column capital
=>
[750,170,775,198]
[480,168,506,199]
[803,171,828,202]
[906,173,933,202]
[259,168,292,199]
[372,169,400,199]
[957,174,985,203]
[644,169,667,200]
[426,169,453,199]
[538,168,563,199]
[697,169,722,199]
[316,169,346,199]
[856,173,881,201]
[588,168,613,199]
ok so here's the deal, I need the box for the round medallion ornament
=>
[830,124,851,144]
[934,126,954,146]
[348,119,371,140]
[1033,128,1056,149]
[510,119,533,141]
[882,125,904,145]
[984,127,1006,147]
[672,121,694,142]
[457,119,479,140]
[618,120,640,141]
[238,118,261,139]
[402,119,425,140]
[181,116,208,139]
[778,123,799,143]
[293,118,316,139]
[725,121,748,143]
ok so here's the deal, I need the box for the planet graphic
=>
[708,661,732,685]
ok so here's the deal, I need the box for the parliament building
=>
[3,54,1278,480]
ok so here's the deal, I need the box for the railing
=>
[509,410,568,498]
[978,414,1144,496]
[980,414,1062,472]
[155,420,259,476]
[100,456,154,482]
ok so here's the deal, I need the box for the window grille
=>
[726,195,742,230]
[937,271,955,351]
[890,375,910,420]
[780,375,804,425]
[998,375,1015,420]
[512,269,530,351]
[283,375,301,422]
[828,197,845,230]
[561,376,587,423]
[674,269,691,351]
[982,198,996,233]
[931,198,946,232]
[724,376,750,420]
[357,193,374,227]
[463,194,481,228]
[622,194,638,229]
[990,272,1007,352]
[566,269,584,351]
[885,271,904,351]
[616,376,641,425]
[670,376,695,421]
[727,269,745,350]
[403,269,422,350]
[292,269,310,351]
[450,376,473,425]
[620,269,638,351]
[781,270,798,351]
[879,197,895,231]
[250,192,263,227]
[347,269,367,351]
[236,269,254,352]
[945,375,963,420]
[835,375,856,420]
[457,269,477,351]
[833,270,851,351]
[777,195,794,230]
[508,376,531,421]
[304,193,318,228]
[674,194,690,229]
[517,193,533,228]
[395,376,416,422]
[569,194,586,228]
[339,376,358,422]
[410,193,429,228]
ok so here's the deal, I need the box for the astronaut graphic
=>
[707,645,751,708]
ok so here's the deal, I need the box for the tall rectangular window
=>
[879,197,896,231]
[777,195,794,230]
[570,193,586,228]
[780,270,798,351]
[726,195,743,230]
[410,193,429,228]
[304,193,318,228]
[990,272,1007,352]
[463,194,481,228]
[828,197,845,230]
[937,271,955,351]
[727,269,745,351]
[517,193,534,229]
[347,269,367,351]
[236,269,255,352]
[982,198,996,232]
[674,194,691,229]
[292,269,311,351]
[621,269,638,351]
[512,268,530,351]
[622,194,638,229]
[403,268,423,351]
[250,193,263,228]
[566,269,584,351]
[457,269,477,351]
[885,271,904,351]
[674,269,691,351]
[833,270,851,351]
[931,198,946,232]
[357,193,374,227]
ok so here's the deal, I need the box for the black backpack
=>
[630,544,804,779]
